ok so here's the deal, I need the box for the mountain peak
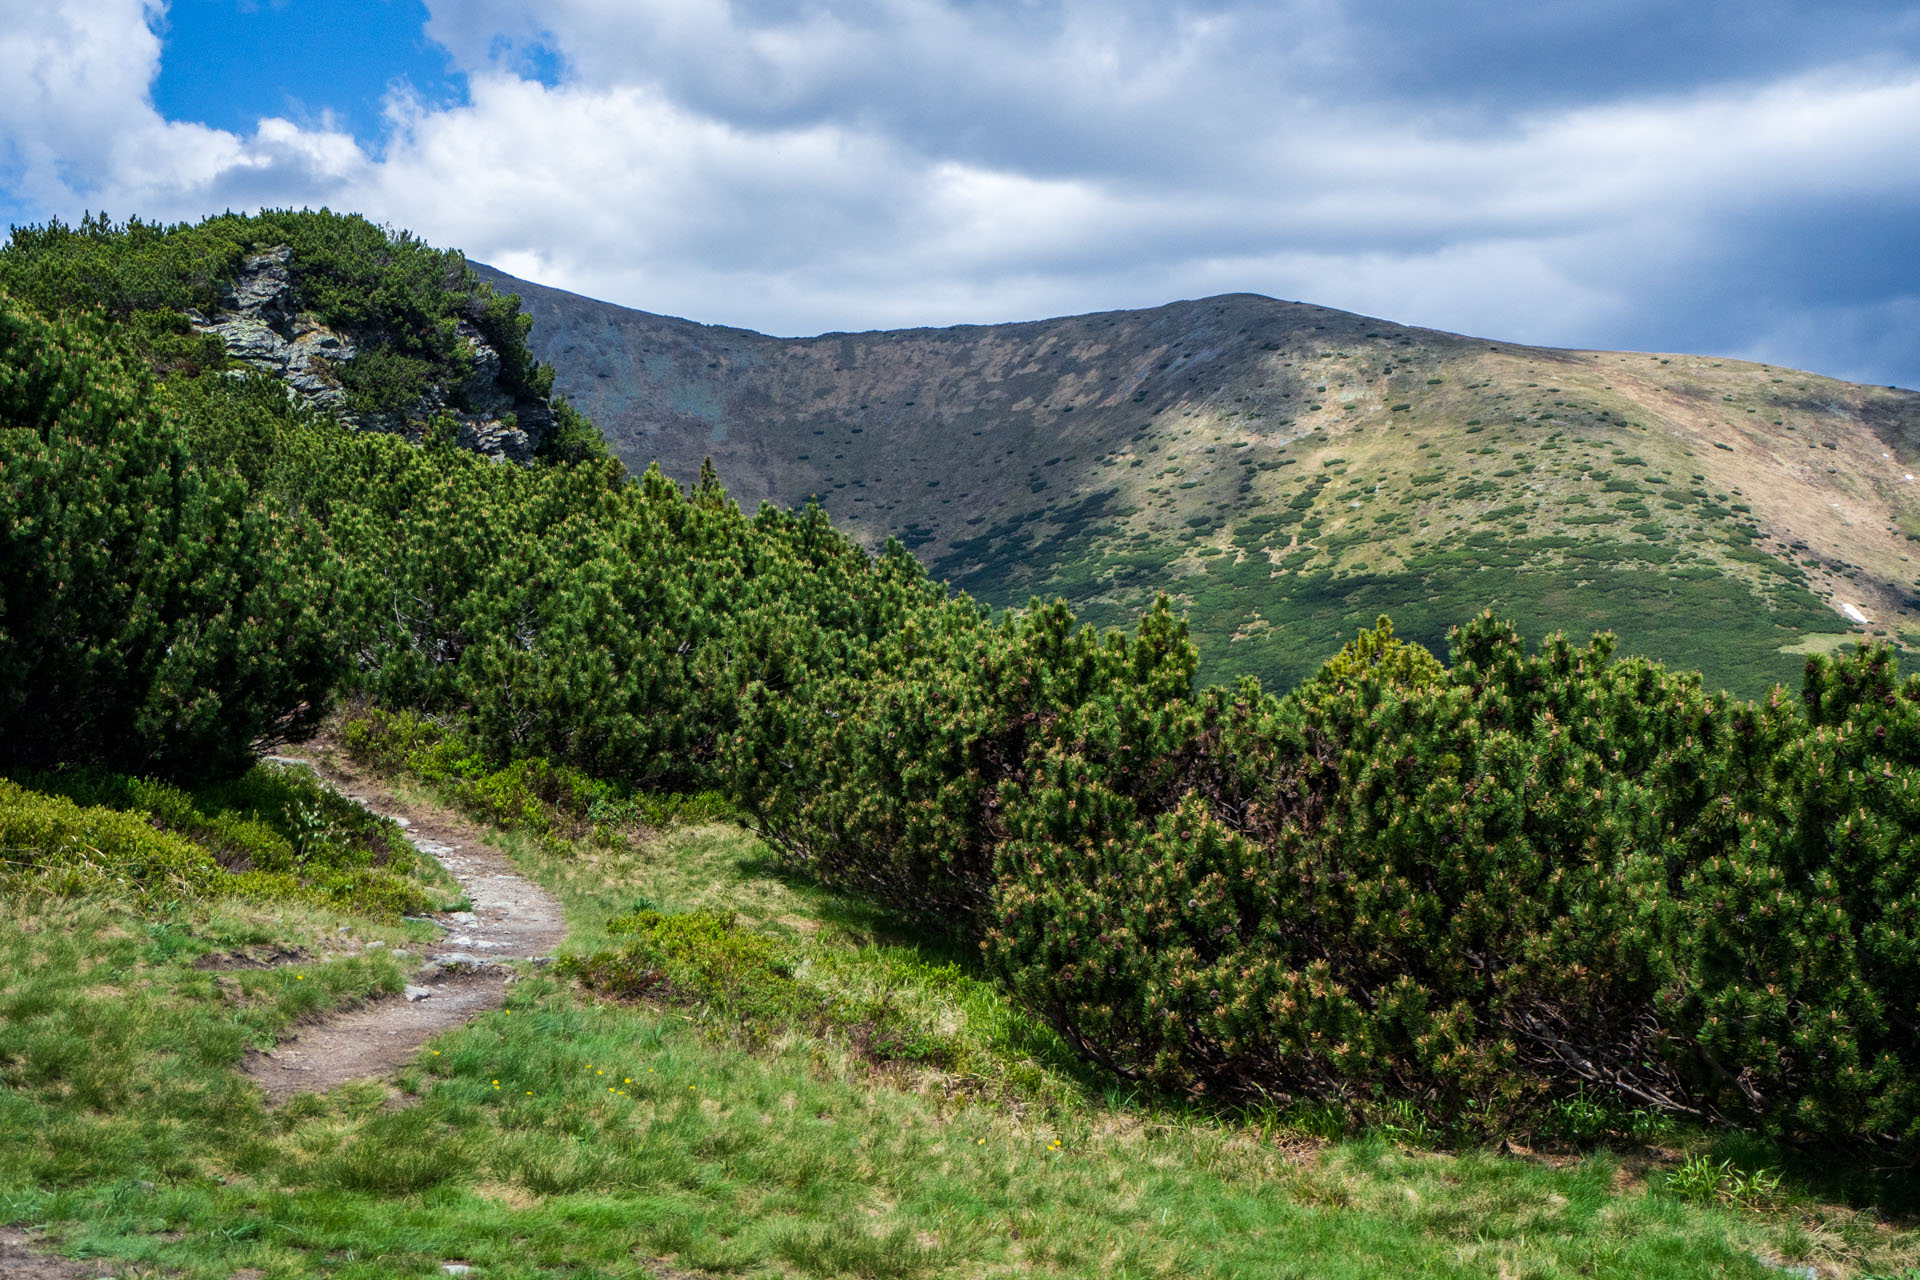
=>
[478,262,1920,696]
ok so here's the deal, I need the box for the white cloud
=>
[2,0,1917,384]
[0,0,368,220]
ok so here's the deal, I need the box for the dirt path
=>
[242,746,566,1103]
[0,1228,95,1280]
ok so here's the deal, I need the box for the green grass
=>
[2,761,461,918]
[1055,540,1835,696]
[7,762,1920,1277]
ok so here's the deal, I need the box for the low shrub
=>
[0,779,223,903]
[737,605,1920,1153]
[0,763,431,918]
[0,297,343,779]
[562,908,951,1065]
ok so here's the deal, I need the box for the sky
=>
[2,1,1919,388]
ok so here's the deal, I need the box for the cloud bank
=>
[2,0,1917,387]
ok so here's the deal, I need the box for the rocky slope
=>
[200,247,552,462]
[477,264,1920,695]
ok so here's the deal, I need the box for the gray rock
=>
[455,321,513,416]
[188,243,549,463]
[404,985,433,1002]
[221,246,293,321]
[210,314,288,369]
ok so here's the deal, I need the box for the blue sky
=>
[2,0,1919,389]
[149,0,467,146]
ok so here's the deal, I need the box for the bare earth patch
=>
[242,746,566,1103]
[0,1228,97,1279]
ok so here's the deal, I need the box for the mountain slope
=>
[477,265,1920,695]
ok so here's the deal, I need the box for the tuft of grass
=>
[0,762,452,919]
[1663,1155,1786,1209]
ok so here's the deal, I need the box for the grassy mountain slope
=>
[480,266,1920,695]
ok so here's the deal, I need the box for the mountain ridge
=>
[474,262,1920,696]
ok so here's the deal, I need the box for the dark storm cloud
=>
[1334,1,1920,110]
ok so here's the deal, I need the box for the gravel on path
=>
[241,746,566,1103]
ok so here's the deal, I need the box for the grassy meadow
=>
[6,752,1920,1279]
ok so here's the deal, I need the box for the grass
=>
[2,761,462,919]
[7,754,1920,1277]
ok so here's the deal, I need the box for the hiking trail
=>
[241,744,566,1103]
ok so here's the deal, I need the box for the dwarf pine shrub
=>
[0,296,343,778]
[737,608,1920,1152]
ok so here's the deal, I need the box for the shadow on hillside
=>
[728,840,1920,1220]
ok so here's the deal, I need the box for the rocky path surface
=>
[242,747,566,1103]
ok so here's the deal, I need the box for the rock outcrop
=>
[192,247,551,463]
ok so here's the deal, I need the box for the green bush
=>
[0,764,430,917]
[735,601,1920,1152]
[0,297,344,778]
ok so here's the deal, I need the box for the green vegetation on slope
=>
[493,270,1920,698]
[927,408,1853,698]
[0,211,550,420]
[12,212,1920,1271]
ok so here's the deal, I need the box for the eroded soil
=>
[0,1228,95,1280]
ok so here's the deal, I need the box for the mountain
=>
[474,264,1920,696]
